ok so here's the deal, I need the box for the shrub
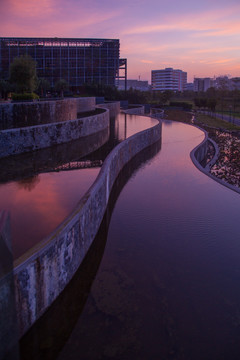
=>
[11,92,39,101]
[169,101,192,110]
[10,55,38,93]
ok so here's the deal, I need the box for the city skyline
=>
[1,0,240,83]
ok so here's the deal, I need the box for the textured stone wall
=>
[0,97,95,129]
[0,211,19,359]
[122,105,145,115]
[97,102,121,117]
[0,109,109,158]
[76,97,95,113]
[193,136,208,163]
[0,128,109,184]
[13,117,161,338]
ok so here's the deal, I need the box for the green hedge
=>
[12,92,39,101]
[169,101,192,110]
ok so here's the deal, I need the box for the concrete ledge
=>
[205,138,219,172]
[0,97,95,129]
[0,211,19,359]
[0,109,109,158]
[122,105,145,115]
[97,101,120,117]
[150,108,165,119]
[0,127,109,184]
[13,116,161,338]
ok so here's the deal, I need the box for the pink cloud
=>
[0,0,122,37]
[141,60,153,64]
[123,4,240,37]
[8,0,55,17]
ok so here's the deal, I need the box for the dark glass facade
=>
[0,37,127,88]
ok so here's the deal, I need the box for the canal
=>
[0,113,156,260]
[18,116,240,359]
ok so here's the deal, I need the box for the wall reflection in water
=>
[0,113,158,260]
[19,139,161,360]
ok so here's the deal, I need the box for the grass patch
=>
[215,111,240,119]
[195,113,240,131]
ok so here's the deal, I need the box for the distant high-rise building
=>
[151,68,187,92]
[230,77,240,90]
[0,37,127,89]
[117,79,149,91]
[215,76,233,90]
[193,77,215,92]
[186,83,194,91]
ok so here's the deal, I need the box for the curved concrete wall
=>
[0,211,19,359]
[13,117,161,338]
[97,101,120,117]
[192,128,209,164]
[123,105,145,115]
[76,97,95,113]
[0,109,109,158]
[0,128,109,184]
[190,126,240,195]
[0,97,95,129]
[150,108,165,119]
[205,138,219,172]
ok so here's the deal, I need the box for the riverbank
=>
[166,109,240,189]
[194,113,240,188]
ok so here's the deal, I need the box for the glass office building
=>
[0,37,127,89]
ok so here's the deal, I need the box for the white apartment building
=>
[151,68,187,92]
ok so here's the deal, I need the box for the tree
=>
[194,98,201,109]
[55,79,69,98]
[0,79,11,99]
[161,90,173,105]
[206,87,216,98]
[37,78,50,97]
[207,98,217,113]
[9,55,38,93]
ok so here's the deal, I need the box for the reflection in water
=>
[0,127,110,184]
[0,113,157,260]
[1,169,100,259]
[19,140,161,360]
[17,176,40,192]
[53,121,240,360]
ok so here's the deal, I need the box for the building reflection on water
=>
[0,113,157,259]
[19,139,161,360]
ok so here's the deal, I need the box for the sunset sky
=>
[1,0,240,82]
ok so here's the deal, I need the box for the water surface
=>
[55,120,240,360]
[0,113,157,259]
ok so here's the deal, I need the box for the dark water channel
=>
[19,118,240,360]
[0,113,156,260]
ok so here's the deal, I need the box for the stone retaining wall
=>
[0,97,95,129]
[190,126,240,195]
[0,109,109,158]
[0,128,109,184]
[122,105,145,115]
[13,117,161,338]
[150,108,165,119]
[97,101,120,117]
[193,133,209,163]
[76,97,95,113]
[0,211,19,359]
